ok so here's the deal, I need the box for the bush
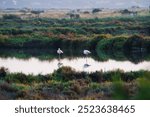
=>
[134,77,150,100]
[112,81,129,100]
[89,71,103,82]
[0,67,8,78]
[124,35,147,51]
[0,81,17,92]
[92,8,102,14]
[2,14,21,20]
[97,36,126,51]
[53,67,89,81]
[53,67,77,81]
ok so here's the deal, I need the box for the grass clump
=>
[134,74,150,100]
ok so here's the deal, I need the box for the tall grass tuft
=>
[112,72,129,100]
[134,74,150,100]
[112,81,129,100]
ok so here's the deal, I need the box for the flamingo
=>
[83,50,91,67]
[83,50,91,55]
[57,48,63,60]
[57,48,63,67]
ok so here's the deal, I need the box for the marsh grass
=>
[134,74,150,100]
[110,70,129,99]
[112,81,130,100]
[0,66,150,100]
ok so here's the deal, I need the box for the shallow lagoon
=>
[0,57,150,75]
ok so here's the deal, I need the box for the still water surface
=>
[0,57,150,75]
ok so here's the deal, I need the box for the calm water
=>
[0,57,150,75]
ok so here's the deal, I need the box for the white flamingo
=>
[57,48,63,67]
[83,50,91,55]
[83,50,91,67]
[57,48,63,59]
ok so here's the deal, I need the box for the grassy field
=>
[0,15,150,51]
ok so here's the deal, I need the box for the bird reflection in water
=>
[83,63,90,68]
[58,61,63,68]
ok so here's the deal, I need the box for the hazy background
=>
[0,0,150,9]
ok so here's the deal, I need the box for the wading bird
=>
[83,50,91,67]
[57,48,63,60]
[57,48,63,67]
[83,50,91,55]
